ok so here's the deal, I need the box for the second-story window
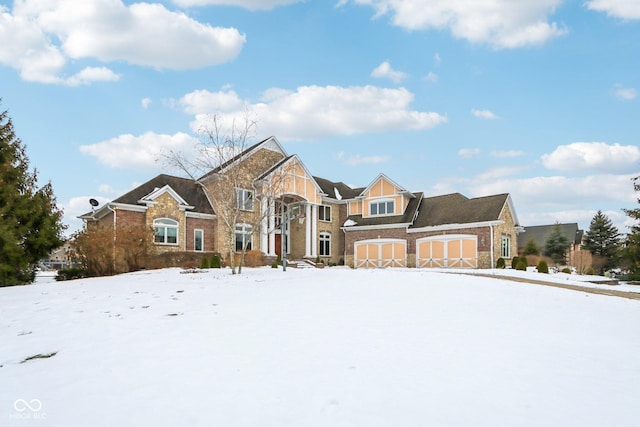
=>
[235,188,254,211]
[318,205,331,222]
[370,200,395,216]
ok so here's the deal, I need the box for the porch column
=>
[304,203,312,257]
[260,197,268,254]
[311,204,318,258]
[268,199,276,256]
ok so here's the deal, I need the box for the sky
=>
[1,0,639,236]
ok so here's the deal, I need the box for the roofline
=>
[407,220,504,233]
[341,223,414,231]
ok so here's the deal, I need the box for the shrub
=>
[561,267,571,274]
[585,267,595,275]
[271,262,278,268]
[515,259,527,271]
[210,255,221,268]
[55,268,87,281]
[537,260,549,274]
[511,256,523,269]
[199,257,210,269]
[496,257,506,269]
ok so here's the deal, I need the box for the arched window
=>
[319,232,331,256]
[154,218,178,245]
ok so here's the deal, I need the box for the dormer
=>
[348,174,415,218]
[138,185,194,211]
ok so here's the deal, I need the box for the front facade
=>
[80,136,522,269]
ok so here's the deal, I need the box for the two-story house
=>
[80,136,522,269]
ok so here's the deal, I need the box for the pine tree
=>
[522,238,539,256]
[581,210,621,274]
[544,223,571,266]
[0,104,65,286]
[622,176,640,279]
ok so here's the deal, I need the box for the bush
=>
[511,256,524,269]
[561,267,571,274]
[271,262,278,268]
[55,268,87,281]
[537,260,549,274]
[515,259,527,271]
[496,257,506,269]
[210,255,221,268]
[199,257,210,269]
[585,267,595,275]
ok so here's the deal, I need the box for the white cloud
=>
[182,85,447,140]
[141,98,152,109]
[491,150,526,158]
[433,53,442,65]
[79,131,199,171]
[458,148,481,158]
[371,61,408,84]
[613,86,637,100]
[541,142,640,173]
[343,0,567,48]
[471,108,500,120]
[1,0,245,84]
[171,0,304,10]
[65,67,120,86]
[338,151,391,166]
[586,0,640,19]
[424,72,438,83]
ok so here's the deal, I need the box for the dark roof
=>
[113,174,214,215]
[346,192,423,227]
[517,223,583,249]
[313,176,362,200]
[411,193,509,228]
[198,136,273,181]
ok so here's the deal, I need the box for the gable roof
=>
[411,193,511,229]
[517,223,583,249]
[198,135,287,181]
[113,174,214,215]
[358,173,414,199]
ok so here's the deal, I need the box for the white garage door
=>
[354,239,407,268]
[416,235,477,268]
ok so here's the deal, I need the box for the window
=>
[235,224,253,251]
[370,200,395,216]
[194,229,204,252]
[318,205,331,222]
[319,232,331,256]
[154,218,178,245]
[235,188,254,211]
[501,235,511,258]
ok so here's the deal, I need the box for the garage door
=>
[416,235,477,268]
[354,239,407,268]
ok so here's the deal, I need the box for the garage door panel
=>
[417,236,477,269]
[355,240,406,268]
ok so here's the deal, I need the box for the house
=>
[80,136,522,269]
[517,223,584,262]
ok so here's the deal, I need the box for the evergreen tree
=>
[522,238,539,256]
[622,176,640,279]
[544,223,571,265]
[581,210,621,274]
[0,104,65,286]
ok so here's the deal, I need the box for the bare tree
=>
[165,112,291,274]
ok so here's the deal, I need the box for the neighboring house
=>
[80,136,523,269]
[517,223,584,262]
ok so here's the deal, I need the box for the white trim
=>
[139,185,191,208]
[185,212,216,220]
[358,173,412,198]
[311,204,317,258]
[342,223,412,231]
[407,220,503,233]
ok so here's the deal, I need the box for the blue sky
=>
[1,0,639,236]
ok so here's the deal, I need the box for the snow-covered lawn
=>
[2,267,639,426]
